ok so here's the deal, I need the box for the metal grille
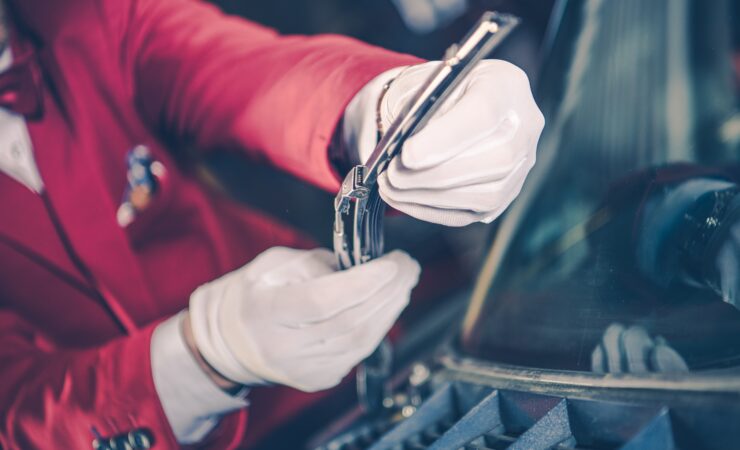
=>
[315,379,740,450]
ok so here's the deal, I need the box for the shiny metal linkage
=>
[333,11,521,270]
[332,11,521,415]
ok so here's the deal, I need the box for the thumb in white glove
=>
[189,247,420,392]
[344,59,545,227]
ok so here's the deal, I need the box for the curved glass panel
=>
[462,0,740,373]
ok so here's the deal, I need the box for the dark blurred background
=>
[210,0,553,66]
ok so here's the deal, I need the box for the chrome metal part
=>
[331,11,521,416]
[333,11,520,270]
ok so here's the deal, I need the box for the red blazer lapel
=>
[21,34,161,330]
[0,173,95,294]
[0,19,94,299]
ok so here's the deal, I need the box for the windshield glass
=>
[461,0,740,374]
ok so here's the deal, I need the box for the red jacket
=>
[0,0,418,448]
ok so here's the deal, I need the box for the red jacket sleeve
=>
[0,310,247,449]
[0,311,178,448]
[119,0,421,191]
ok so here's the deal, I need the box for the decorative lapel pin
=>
[116,145,166,227]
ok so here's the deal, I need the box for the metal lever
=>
[332,11,521,415]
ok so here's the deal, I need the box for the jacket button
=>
[128,429,154,449]
[92,439,113,450]
[110,435,133,450]
[92,429,153,450]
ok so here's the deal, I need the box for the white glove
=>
[188,247,420,393]
[344,59,545,227]
[590,323,688,374]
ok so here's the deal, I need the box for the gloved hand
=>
[188,247,420,392]
[590,323,688,374]
[343,60,545,227]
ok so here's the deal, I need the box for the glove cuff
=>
[189,284,266,386]
[342,66,407,166]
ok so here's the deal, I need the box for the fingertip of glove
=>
[624,325,651,341]
[263,246,297,255]
[534,107,546,133]
[256,246,304,264]
[307,247,338,267]
[605,322,626,336]
[399,135,441,170]
[591,345,606,373]
[384,250,421,278]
